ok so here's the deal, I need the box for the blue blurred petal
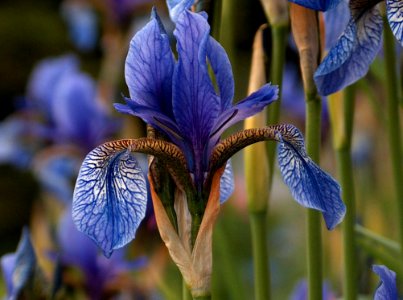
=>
[208,84,278,154]
[1,254,16,296]
[288,0,342,11]
[0,117,32,168]
[72,141,148,257]
[35,152,81,204]
[27,55,79,118]
[219,160,234,203]
[290,279,336,300]
[386,0,403,46]
[324,0,350,50]
[125,8,175,116]
[207,37,234,110]
[373,265,398,300]
[166,0,194,22]
[314,6,383,95]
[12,228,37,299]
[58,206,98,271]
[52,71,115,149]
[173,11,220,168]
[61,1,98,52]
[277,125,345,230]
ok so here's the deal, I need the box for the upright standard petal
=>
[387,0,403,46]
[373,265,398,300]
[125,8,175,116]
[288,0,342,11]
[314,6,383,95]
[276,125,345,229]
[172,11,220,171]
[206,37,235,111]
[166,0,194,22]
[72,141,148,257]
[219,160,234,203]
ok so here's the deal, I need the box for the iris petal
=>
[172,10,220,167]
[208,84,278,156]
[288,0,342,11]
[12,228,37,299]
[207,37,235,110]
[324,0,350,50]
[72,141,148,257]
[277,125,345,230]
[125,8,175,116]
[386,0,403,46]
[314,6,383,96]
[219,160,234,203]
[373,265,398,300]
[166,0,194,22]
[1,254,16,296]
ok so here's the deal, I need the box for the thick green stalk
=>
[250,212,269,300]
[305,93,322,300]
[266,24,288,187]
[334,86,357,300]
[383,17,403,269]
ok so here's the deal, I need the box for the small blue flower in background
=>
[0,228,38,300]
[54,207,146,299]
[61,0,98,52]
[72,5,345,257]
[373,265,398,300]
[27,55,79,120]
[290,279,336,300]
[293,0,403,95]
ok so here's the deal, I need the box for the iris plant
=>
[290,0,403,95]
[72,5,345,297]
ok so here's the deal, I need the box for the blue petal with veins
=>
[173,10,220,177]
[1,254,16,296]
[125,8,175,117]
[314,5,383,95]
[386,0,403,46]
[207,37,234,110]
[373,265,398,300]
[277,125,345,230]
[72,141,147,257]
[314,6,382,96]
[219,160,234,203]
[288,0,342,11]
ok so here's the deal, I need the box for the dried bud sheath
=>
[260,0,289,26]
[290,3,321,97]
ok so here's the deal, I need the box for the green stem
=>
[355,225,400,256]
[335,86,357,300]
[305,93,322,300]
[383,16,403,270]
[266,24,288,188]
[183,280,191,300]
[250,212,269,300]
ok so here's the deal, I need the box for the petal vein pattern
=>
[277,125,345,229]
[314,6,383,95]
[387,0,403,46]
[72,141,147,258]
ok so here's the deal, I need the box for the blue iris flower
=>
[373,265,398,299]
[55,207,146,299]
[0,228,38,300]
[72,7,345,257]
[292,0,403,96]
